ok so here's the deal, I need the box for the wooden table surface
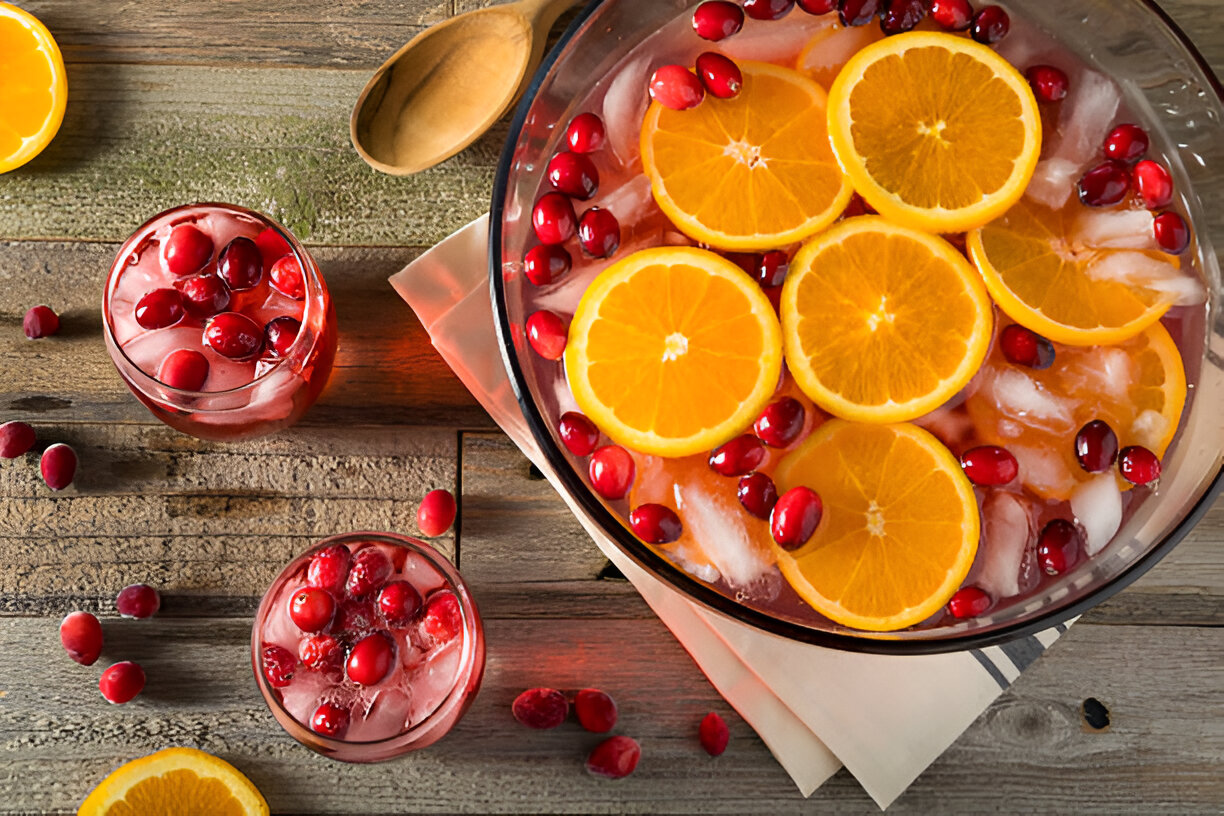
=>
[1,1,1221,813]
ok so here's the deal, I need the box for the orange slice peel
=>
[0,2,67,174]
[78,747,269,816]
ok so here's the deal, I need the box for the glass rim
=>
[488,0,1224,655]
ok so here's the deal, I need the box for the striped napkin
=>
[389,215,1074,809]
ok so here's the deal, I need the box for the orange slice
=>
[780,217,993,423]
[79,747,269,816]
[827,32,1041,233]
[796,20,885,90]
[565,246,782,457]
[0,3,67,174]
[968,198,1179,345]
[640,61,853,251]
[774,419,979,631]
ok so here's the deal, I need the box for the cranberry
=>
[693,1,745,40]
[589,445,635,500]
[578,207,621,258]
[546,151,599,200]
[263,316,301,357]
[960,445,1019,486]
[334,596,376,633]
[559,412,600,457]
[217,236,263,291]
[770,487,823,550]
[175,273,231,318]
[629,503,683,544]
[307,544,351,595]
[1037,518,1081,575]
[299,634,343,671]
[156,349,210,391]
[262,644,297,688]
[970,5,1009,43]
[164,224,214,277]
[709,434,766,477]
[737,472,779,519]
[40,443,76,491]
[842,193,877,218]
[418,488,457,537]
[532,192,578,245]
[947,586,992,618]
[512,687,569,729]
[1153,211,1190,254]
[649,65,705,111]
[346,547,393,597]
[203,312,263,359]
[754,397,805,448]
[700,711,730,756]
[586,735,641,779]
[565,112,606,154]
[744,0,794,19]
[798,0,838,12]
[23,305,60,338]
[346,632,394,686]
[839,0,881,26]
[523,244,571,286]
[289,587,336,633]
[421,590,463,643]
[1075,420,1119,473]
[134,288,186,330]
[1133,160,1173,209]
[60,611,103,665]
[756,251,789,288]
[526,310,568,360]
[696,52,743,99]
[269,254,305,299]
[311,702,350,737]
[575,688,618,733]
[116,584,160,619]
[1103,123,1149,164]
[255,227,292,269]
[1025,65,1069,103]
[99,661,146,704]
[378,581,423,626]
[1119,445,1161,486]
[999,324,1055,369]
[1077,161,1131,207]
[929,0,972,30]
[880,0,927,34]
[0,421,36,459]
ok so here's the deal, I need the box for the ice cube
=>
[1073,208,1157,251]
[602,55,651,167]
[722,14,834,64]
[1064,346,1133,403]
[677,481,774,589]
[1051,70,1121,167]
[1011,444,1076,498]
[990,369,1075,432]
[1086,252,1207,306]
[1070,473,1123,556]
[1130,409,1170,450]
[1025,158,1080,210]
[599,174,654,224]
[914,405,974,451]
[976,491,1033,600]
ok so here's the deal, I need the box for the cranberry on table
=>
[880,0,927,34]
[575,688,618,733]
[693,1,745,40]
[744,0,794,20]
[756,250,789,288]
[116,584,161,618]
[565,112,606,154]
[589,445,635,500]
[737,471,779,519]
[970,5,1009,43]
[523,244,571,287]
[1025,65,1069,103]
[531,192,577,245]
[1119,445,1162,485]
[262,644,297,688]
[204,312,264,360]
[378,581,423,626]
[559,411,600,457]
[709,434,766,477]
[0,420,36,459]
[346,633,395,686]
[1133,160,1173,209]
[512,687,569,729]
[797,0,838,13]
[695,52,743,99]
[699,711,730,756]
[526,310,568,360]
[40,443,76,491]
[770,486,823,550]
[346,547,394,597]
[299,634,343,671]
[1077,161,1131,207]
[929,0,972,30]
[217,236,263,291]
[999,324,1055,369]
[134,288,186,330]
[578,208,621,258]
[754,397,805,448]
[649,65,705,111]
[629,503,683,544]
[1153,211,1190,254]
[311,702,351,737]
[547,151,599,200]
[307,544,351,595]
[175,273,231,318]
[263,316,301,358]
[99,661,146,704]
[960,445,1019,486]
[1103,123,1149,164]
[164,223,214,277]
[289,586,336,633]
[586,735,641,779]
[421,590,463,643]
[1037,518,1081,575]
[418,488,458,537]
[269,254,305,299]
[1074,420,1119,473]
[839,0,881,27]
[947,586,992,618]
[60,611,103,665]
[23,305,60,338]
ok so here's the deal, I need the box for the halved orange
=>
[79,747,269,816]
[773,419,979,631]
[565,247,782,457]
[0,2,67,174]
[827,32,1041,233]
[968,198,1179,345]
[780,217,993,423]
[640,61,853,251]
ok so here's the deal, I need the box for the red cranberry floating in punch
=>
[346,633,395,686]
[797,0,838,12]
[947,587,991,619]
[1153,211,1190,254]
[378,581,423,627]
[577,208,621,258]
[629,503,683,544]
[1075,420,1119,473]
[839,0,881,27]
[559,411,600,457]
[261,644,297,688]
[744,0,794,20]
[737,472,779,519]
[270,254,306,299]
[709,434,766,477]
[421,590,464,644]
[175,273,230,318]
[693,1,745,40]
[547,151,599,200]
[1103,123,1149,164]
[307,544,351,595]
[346,547,394,597]
[217,236,263,291]
[929,0,972,30]
[23,305,59,338]
[523,244,571,287]
[970,5,1009,43]
[770,487,823,550]
[204,312,263,360]
[299,634,343,671]
[163,223,213,277]
[1119,445,1161,486]
[999,324,1055,369]
[960,445,1019,486]
[649,65,705,111]
[263,316,301,357]
[158,346,210,390]
[696,52,743,99]
[880,0,927,34]
[134,288,185,330]
[531,192,578,245]
[311,702,350,737]
[526,310,568,360]
[590,445,635,500]
[1037,519,1081,575]
[289,587,336,633]
[754,397,805,448]
[1025,65,1069,102]
[565,112,606,154]
[1133,160,1173,209]
[1077,161,1130,207]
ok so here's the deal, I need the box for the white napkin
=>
[390,215,1075,809]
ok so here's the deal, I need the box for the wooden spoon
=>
[351,0,577,176]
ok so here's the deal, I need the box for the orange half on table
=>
[78,747,269,816]
[0,2,67,173]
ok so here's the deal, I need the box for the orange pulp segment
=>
[640,61,853,251]
[78,747,269,816]
[0,2,67,173]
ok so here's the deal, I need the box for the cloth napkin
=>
[389,215,1075,809]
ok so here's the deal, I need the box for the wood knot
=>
[1081,697,1111,732]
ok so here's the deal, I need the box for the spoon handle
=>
[515,0,579,38]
